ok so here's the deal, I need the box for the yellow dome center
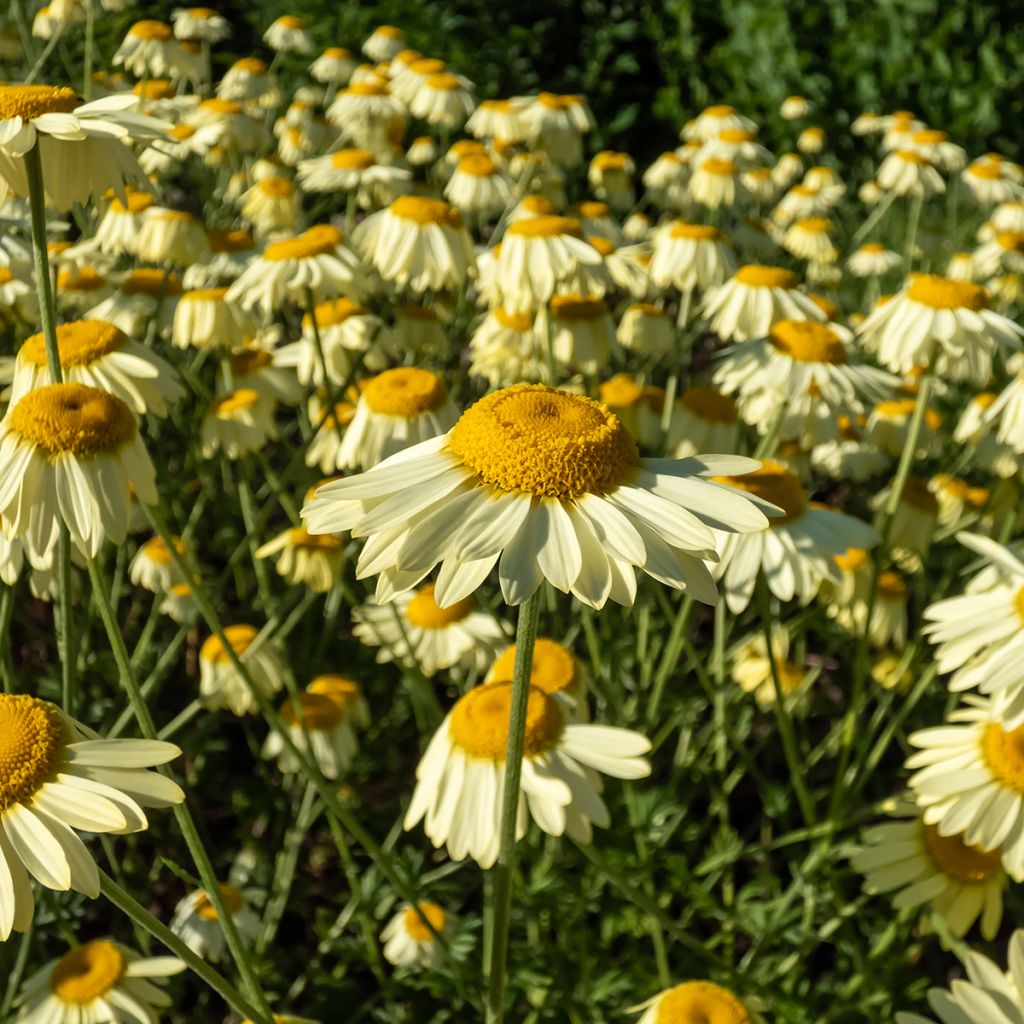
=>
[0,84,78,119]
[403,901,445,941]
[520,195,555,214]
[449,682,564,759]
[587,236,615,257]
[494,307,534,331]
[201,624,257,663]
[654,981,751,1024]
[861,243,887,254]
[140,534,184,565]
[670,222,721,241]
[256,177,295,199]
[768,320,847,364]
[490,637,576,694]
[876,570,906,599]
[129,19,172,40]
[122,269,182,297]
[458,153,499,177]
[308,674,362,709]
[134,80,173,99]
[231,348,273,376]
[9,383,135,457]
[181,287,229,305]
[680,385,738,424]
[734,264,798,289]
[906,274,989,311]
[0,694,65,811]
[285,526,342,551]
[194,883,246,922]
[276,14,304,28]
[405,583,472,628]
[703,105,735,117]
[331,148,375,170]
[389,196,464,229]
[969,161,1004,180]
[699,158,736,177]
[715,461,805,522]
[835,547,868,573]
[600,374,645,407]
[507,215,583,240]
[20,320,126,369]
[362,367,447,417]
[922,823,1001,884]
[982,723,1024,792]
[280,691,344,731]
[549,294,608,322]
[448,384,638,500]
[304,298,363,329]
[232,57,266,74]
[51,941,125,1005]
[212,389,260,418]
[264,224,344,261]
[57,267,106,292]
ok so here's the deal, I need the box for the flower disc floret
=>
[21,320,126,368]
[549,295,607,321]
[362,368,447,417]
[735,264,798,289]
[404,902,445,941]
[982,723,1024,792]
[51,941,125,1005]
[279,692,344,731]
[201,624,257,663]
[122,270,182,297]
[212,389,260,418]
[390,195,463,228]
[331,149,375,169]
[0,694,65,811]
[405,583,472,627]
[449,681,564,759]
[670,223,721,240]
[264,225,344,261]
[9,383,135,457]
[0,84,78,119]
[490,638,576,694]
[448,385,639,500]
[922,824,1002,884]
[128,20,172,39]
[716,460,805,522]
[507,215,583,239]
[768,319,847,364]
[654,981,750,1024]
[194,883,245,921]
[906,274,989,310]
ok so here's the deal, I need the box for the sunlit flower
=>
[87,269,182,339]
[648,222,735,295]
[797,126,825,153]
[444,154,511,218]
[297,148,410,209]
[485,636,591,719]
[730,625,811,710]
[170,884,259,962]
[256,526,344,593]
[326,82,405,154]
[363,24,405,61]
[630,981,755,1024]
[688,104,755,142]
[666,386,740,459]
[129,534,186,593]
[240,177,299,238]
[780,95,812,120]
[200,388,276,460]
[264,14,311,53]
[877,150,945,197]
[198,624,286,716]
[94,189,156,256]
[520,93,595,167]
[172,287,254,352]
[381,902,449,969]
[172,6,229,42]
[847,242,901,278]
[113,20,188,78]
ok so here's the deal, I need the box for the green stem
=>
[84,560,275,1024]
[82,0,95,99]
[0,584,14,693]
[98,871,268,1023]
[0,913,33,1018]
[647,595,694,724]
[485,590,542,1024]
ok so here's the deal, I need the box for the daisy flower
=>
[444,154,511,218]
[136,208,208,267]
[408,72,476,127]
[711,461,880,613]
[587,151,636,211]
[94,188,156,256]
[337,367,457,471]
[540,294,617,375]
[781,216,838,263]
[14,940,185,1023]
[264,14,311,54]
[87,269,182,339]
[701,264,825,342]
[960,158,1024,207]
[171,7,229,42]
[0,693,184,938]
[404,679,650,864]
[0,383,156,563]
[0,85,165,210]
[687,104,756,141]
[598,374,665,448]
[352,196,475,294]
[877,150,945,197]
[170,884,260,962]
[780,95,813,119]
[520,93,594,167]
[630,981,756,1024]
[11,320,183,418]
[866,397,943,458]
[847,242,901,278]
[113,20,186,78]
[128,534,186,593]
[873,476,940,572]
[227,225,366,316]
[303,384,773,609]
[172,288,254,353]
[857,273,1023,382]
[198,624,286,716]
[485,636,591,719]
[729,625,812,710]
[617,304,674,359]
[224,345,303,407]
[353,582,507,676]
[666,386,740,459]
[381,902,449,969]
[688,157,745,209]
[852,798,1005,939]
[262,676,368,778]
[200,389,277,460]
[980,365,1024,453]
[297,148,411,209]
[648,222,735,294]
[240,178,299,238]
[326,82,405,154]
[310,47,356,86]
[362,24,405,61]
[255,526,344,593]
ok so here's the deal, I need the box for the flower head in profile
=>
[303,384,774,609]
[381,901,450,969]
[629,980,756,1024]
[0,693,183,939]
[170,884,260,962]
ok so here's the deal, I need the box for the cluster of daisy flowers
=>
[0,5,1022,1022]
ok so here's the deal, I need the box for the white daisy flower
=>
[113,20,188,79]
[86,269,182,339]
[846,242,901,278]
[617,304,675,359]
[485,636,591,720]
[128,533,186,593]
[630,981,756,1024]
[647,222,735,294]
[877,149,946,197]
[171,7,229,42]
[666,386,740,459]
[200,388,276,460]
[980,366,1024,453]
[362,24,404,61]
[198,624,286,716]
[310,47,357,86]
[468,306,545,387]
[297,148,411,209]
[170,884,260,962]
[172,287,255,353]
[264,14,311,54]
[255,526,344,593]
[303,384,774,609]
[380,902,449,969]
[0,693,184,939]
[93,188,157,256]
[687,104,756,142]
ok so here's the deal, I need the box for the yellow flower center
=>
[276,14,304,28]
[600,374,645,408]
[861,243,887,254]
[280,691,344,731]
[969,161,1004,180]
[212,389,260,418]
[209,229,255,253]
[592,151,631,171]
[201,624,257,663]
[629,303,668,318]
[507,215,583,240]
[895,149,929,165]
[549,294,608,321]
[877,570,906,599]
[324,47,351,59]
[133,80,173,99]
[587,236,615,257]
[703,104,735,117]
[308,674,362,709]
[331,148,375,170]
[699,158,736,177]
[734,264,798,289]
[389,195,463,229]
[767,319,847,364]
[57,267,106,292]
[193,883,246,921]
[199,98,244,115]
[376,25,402,38]
[317,402,356,430]
[231,348,272,376]
[232,57,266,74]
[494,307,534,331]
[900,476,939,514]
[448,384,639,500]
[0,84,77,120]
[719,128,754,143]
[835,547,868,573]
[490,638,576,695]
[715,461,805,523]
[9,383,135,457]
[458,153,499,177]
[51,941,125,1005]
[345,81,388,97]
[361,367,447,417]
[181,287,229,305]
[654,980,751,1024]
[140,534,184,565]
[520,195,555,214]
[982,723,1024,792]
[575,201,610,219]
[186,8,216,18]
[405,583,472,628]
[449,682,564,759]
[403,902,445,941]
[284,526,342,551]
[905,274,989,311]
[121,269,182,297]
[921,823,1001,884]
[425,72,459,91]
[0,694,65,811]
[129,19,172,40]
[256,177,295,199]
[264,224,344,261]
[20,320,126,369]
[537,92,580,110]
[873,399,943,431]
[680,385,738,424]
[669,222,721,241]
[304,297,363,329]
[794,216,830,234]
[998,231,1024,253]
